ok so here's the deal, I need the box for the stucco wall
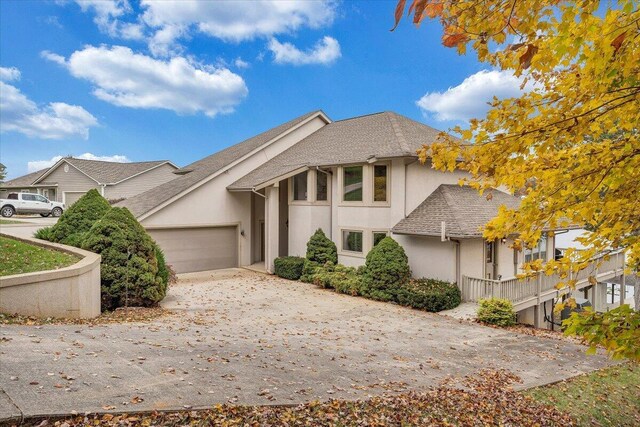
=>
[142,116,327,267]
[396,235,457,282]
[288,204,331,258]
[405,161,469,215]
[0,234,101,319]
[104,163,178,200]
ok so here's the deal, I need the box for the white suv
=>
[0,193,65,218]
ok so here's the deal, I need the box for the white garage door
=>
[64,192,85,207]
[148,226,238,273]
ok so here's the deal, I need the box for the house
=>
[0,157,179,206]
[117,110,624,328]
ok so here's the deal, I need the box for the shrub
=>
[300,259,321,283]
[396,279,461,312]
[312,263,361,296]
[274,256,305,280]
[81,207,166,311]
[360,237,411,302]
[477,298,516,327]
[155,245,176,288]
[34,226,54,241]
[48,189,111,246]
[305,228,337,265]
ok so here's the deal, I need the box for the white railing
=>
[461,250,625,305]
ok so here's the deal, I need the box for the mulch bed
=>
[22,370,575,427]
[0,307,171,326]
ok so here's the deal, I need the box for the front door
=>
[485,240,498,279]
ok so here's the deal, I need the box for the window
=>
[8,193,18,200]
[524,234,548,262]
[36,195,48,203]
[373,164,388,202]
[342,230,363,253]
[316,171,328,201]
[22,194,36,201]
[373,232,387,247]
[292,171,308,201]
[343,166,363,201]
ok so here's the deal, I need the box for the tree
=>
[393,1,639,360]
[0,163,6,182]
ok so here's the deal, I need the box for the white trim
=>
[34,159,101,185]
[139,111,331,221]
[108,161,179,185]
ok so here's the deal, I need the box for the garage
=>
[147,226,238,273]
[63,191,85,206]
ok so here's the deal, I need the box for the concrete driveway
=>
[0,216,57,239]
[0,269,611,421]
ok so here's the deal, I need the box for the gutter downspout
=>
[251,188,266,199]
[100,184,106,197]
[452,239,461,287]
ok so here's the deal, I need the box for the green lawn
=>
[0,219,25,224]
[525,363,640,427]
[0,236,80,276]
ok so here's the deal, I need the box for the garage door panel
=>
[148,226,238,273]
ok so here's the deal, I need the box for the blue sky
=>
[0,0,524,179]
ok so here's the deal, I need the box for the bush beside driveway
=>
[0,269,613,420]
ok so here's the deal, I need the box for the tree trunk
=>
[634,281,639,311]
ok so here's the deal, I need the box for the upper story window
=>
[524,234,547,263]
[292,171,308,201]
[373,164,388,202]
[343,166,363,202]
[316,171,328,201]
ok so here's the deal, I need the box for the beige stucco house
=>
[117,110,624,328]
[0,157,178,206]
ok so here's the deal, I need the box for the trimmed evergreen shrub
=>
[396,278,461,312]
[48,189,111,246]
[477,298,517,327]
[312,263,361,296]
[81,207,166,311]
[305,228,337,265]
[300,259,321,283]
[360,237,411,301]
[274,256,305,280]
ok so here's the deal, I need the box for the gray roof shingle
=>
[116,110,323,217]
[62,158,171,184]
[392,184,522,238]
[1,169,49,188]
[228,111,444,190]
[2,159,173,189]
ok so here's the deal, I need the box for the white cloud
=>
[416,70,529,122]
[234,57,250,69]
[28,153,130,173]
[45,45,248,117]
[0,66,98,140]
[73,0,144,40]
[140,0,336,54]
[0,66,20,82]
[268,36,341,65]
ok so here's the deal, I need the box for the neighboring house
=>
[117,110,624,328]
[0,157,179,206]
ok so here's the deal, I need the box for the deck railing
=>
[461,250,625,305]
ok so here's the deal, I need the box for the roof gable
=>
[229,111,446,190]
[117,110,329,218]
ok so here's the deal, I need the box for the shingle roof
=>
[1,169,49,188]
[392,184,522,238]
[228,111,444,190]
[116,110,324,217]
[61,158,171,184]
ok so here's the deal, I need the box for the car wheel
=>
[40,213,51,217]
[51,207,63,217]
[1,206,15,218]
